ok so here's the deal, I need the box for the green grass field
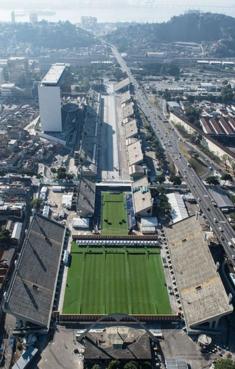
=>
[101,192,128,236]
[63,244,171,315]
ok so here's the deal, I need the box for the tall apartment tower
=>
[38,63,68,133]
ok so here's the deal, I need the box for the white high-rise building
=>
[38,63,68,133]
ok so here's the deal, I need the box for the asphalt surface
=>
[101,82,120,181]
[111,45,235,265]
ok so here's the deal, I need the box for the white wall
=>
[38,85,62,132]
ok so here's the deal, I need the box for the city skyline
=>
[1,0,235,23]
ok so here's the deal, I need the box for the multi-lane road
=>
[111,45,235,264]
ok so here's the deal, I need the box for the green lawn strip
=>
[128,254,141,314]
[148,254,160,314]
[143,251,155,314]
[153,254,171,314]
[125,250,132,314]
[106,253,114,313]
[84,253,99,314]
[101,192,128,236]
[104,250,109,314]
[63,251,83,314]
[100,249,105,315]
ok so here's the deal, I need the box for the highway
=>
[111,45,235,264]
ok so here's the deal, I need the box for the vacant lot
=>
[101,192,128,235]
[63,244,171,315]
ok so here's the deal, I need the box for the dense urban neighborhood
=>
[0,8,234,369]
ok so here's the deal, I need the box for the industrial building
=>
[38,63,69,133]
[167,192,189,223]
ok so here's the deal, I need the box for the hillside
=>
[0,21,97,51]
[106,12,235,56]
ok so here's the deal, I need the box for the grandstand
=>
[4,215,66,330]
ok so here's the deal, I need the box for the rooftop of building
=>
[41,63,67,86]
[83,326,152,361]
[122,103,134,119]
[132,176,152,215]
[125,119,138,139]
[127,140,143,166]
[208,186,234,209]
[165,216,233,328]
[121,91,132,104]
[4,214,65,328]
[166,192,188,224]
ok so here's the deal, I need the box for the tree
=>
[221,83,234,103]
[221,173,232,181]
[190,134,202,144]
[0,229,10,243]
[170,175,182,185]
[185,106,201,126]
[31,198,43,210]
[141,362,152,369]
[157,174,165,184]
[57,167,67,179]
[124,361,139,369]
[91,364,101,369]
[214,358,235,369]
[162,89,171,101]
[108,360,120,369]
[206,176,220,185]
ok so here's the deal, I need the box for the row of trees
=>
[51,167,73,180]
[88,360,151,369]
[206,172,233,185]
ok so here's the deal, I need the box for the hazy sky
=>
[1,0,235,22]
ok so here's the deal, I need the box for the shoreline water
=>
[0,4,235,23]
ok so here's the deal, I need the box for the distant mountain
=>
[106,12,235,56]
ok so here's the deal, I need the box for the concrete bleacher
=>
[4,215,66,329]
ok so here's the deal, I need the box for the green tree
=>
[221,83,234,103]
[31,198,43,210]
[57,167,67,179]
[91,364,101,369]
[0,229,10,243]
[185,106,201,126]
[157,174,165,184]
[214,358,235,369]
[221,173,232,181]
[141,362,152,369]
[206,176,220,185]
[162,89,171,100]
[170,175,182,185]
[108,360,121,369]
[124,361,139,369]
